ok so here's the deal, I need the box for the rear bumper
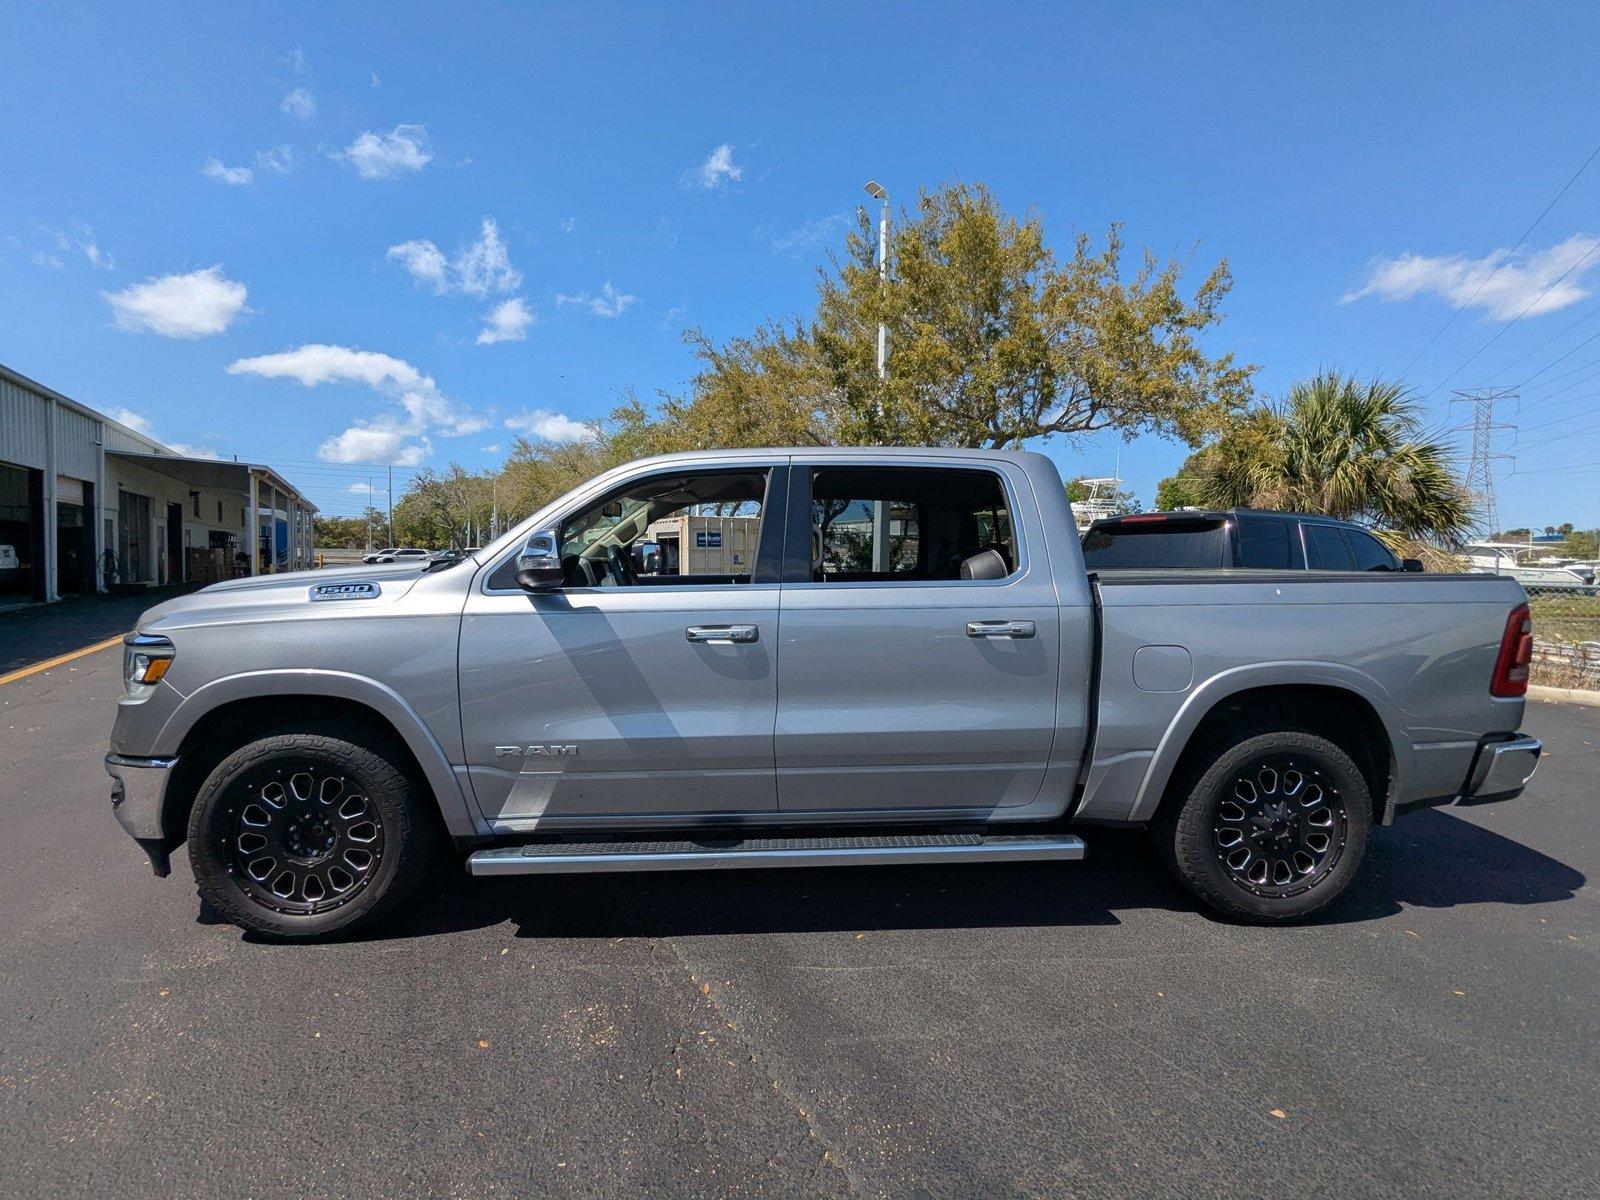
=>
[1460,734,1542,803]
[105,753,178,876]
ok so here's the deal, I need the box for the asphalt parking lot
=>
[1,630,1596,1199]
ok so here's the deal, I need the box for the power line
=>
[1480,300,1600,384]
[1427,238,1600,398]
[1398,137,1600,378]
[1452,388,1517,535]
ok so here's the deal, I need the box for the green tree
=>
[650,181,1254,452]
[1172,371,1472,543]
[392,465,496,549]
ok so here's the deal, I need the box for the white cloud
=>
[167,442,221,459]
[280,87,315,119]
[386,239,450,292]
[75,227,113,270]
[504,408,590,443]
[371,71,381,87]
[226,343,486,463]
[1344,234,1600,320]
[110,407,155,435]
[202,156,253,186]
[105,266,247,338]
[108,408,219,457]
[772,214,848,258]
[479,443,502,454]
[560,216,577,234]
[387,217,520,298]
[690,143,742,189]
[30,251,65,269]
[255,144,296,174]
[659,305,684,331]
[555,281,637,319]
[284,46,308,73]
[453,218,520,297]
[347,481,372,495]
[339,123,431,179]
[476,296,535,345]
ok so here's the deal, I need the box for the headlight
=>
[123,634,176,695]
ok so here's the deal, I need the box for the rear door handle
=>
[966,620,1036,639]
[686,624,759,644]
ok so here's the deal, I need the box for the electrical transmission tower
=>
[1451,388,1517,536]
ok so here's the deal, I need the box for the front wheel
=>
[1154,729,1372,923]
[187,732,436,939]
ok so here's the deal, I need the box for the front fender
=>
[158,669,483,838]
[1125,661,1410,824]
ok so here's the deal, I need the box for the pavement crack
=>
[657,936,864,1196]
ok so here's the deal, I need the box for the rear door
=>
[774,459,1061,813]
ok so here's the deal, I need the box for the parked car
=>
[362,547,430,565]
[106,448,1539,939]
[1082,508,1421,573]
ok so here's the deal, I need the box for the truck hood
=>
[136,562,428,632]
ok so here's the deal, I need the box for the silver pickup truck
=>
[106,448,1542,938]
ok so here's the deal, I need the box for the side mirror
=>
[1401,558,1424,573]
[515,529,565,592]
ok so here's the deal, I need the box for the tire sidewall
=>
[1170,729,1372,922]
[188,733,421,939]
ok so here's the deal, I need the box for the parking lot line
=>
[0,634,125,687]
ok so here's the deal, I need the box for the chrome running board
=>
[466,832,1086,876]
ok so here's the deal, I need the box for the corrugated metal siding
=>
[55,403,100,481]
[0,375,49,470]
[102,424,166,455]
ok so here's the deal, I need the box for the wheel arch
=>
[157,671,480,848]
[1130,667,1405,826]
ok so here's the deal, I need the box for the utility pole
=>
[865,181,890,380]
[386,464,395,547]
[1452,388,1517,538]
[864,181,892,571]
[365,478,373,553]
[491,474,499,541]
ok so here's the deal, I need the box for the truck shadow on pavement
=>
[308,807,1586,945]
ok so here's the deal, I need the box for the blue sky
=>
[3,1,1599,529]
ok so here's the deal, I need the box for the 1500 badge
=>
[309,581,381,601]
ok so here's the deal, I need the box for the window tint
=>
[1235,516,1294,569]
[808,467,1014,582]
[1081,520,1228,569]
[1304,523,1355,570]
[1346,528,1398,572]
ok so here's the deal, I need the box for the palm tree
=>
[1189,371,1472,544]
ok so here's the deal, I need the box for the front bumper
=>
[1460,734,1542,803]
[105,753,178,876]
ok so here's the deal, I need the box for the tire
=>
[1153,727,1371,923]
[187,731,437,939]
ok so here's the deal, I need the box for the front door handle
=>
[966,620,1036,639]
[686,624,759,644]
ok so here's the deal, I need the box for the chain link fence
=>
[1524,584,1600,689]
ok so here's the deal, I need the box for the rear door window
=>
[1235,516,1298,569]
[1346,528,1399,571]
[1304,523,1356,570]
[1081,519,1229,569]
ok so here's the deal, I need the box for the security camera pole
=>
[865,181,892,570]
[864,181,890,380]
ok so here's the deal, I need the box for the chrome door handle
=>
[966,620,1036,639]
[686,624,759,644]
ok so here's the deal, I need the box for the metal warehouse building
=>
[0,362,315,606]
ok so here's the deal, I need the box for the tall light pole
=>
[865,181,889,380]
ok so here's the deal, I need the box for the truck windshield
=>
[1082,519,1229,569]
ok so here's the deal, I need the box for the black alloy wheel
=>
[225,765,386,915]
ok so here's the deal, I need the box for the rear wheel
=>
[1154,728,1371,923]
[187,732,436,939]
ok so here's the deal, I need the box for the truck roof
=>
[615,445,1052,470]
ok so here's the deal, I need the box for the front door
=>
[775,460,1062,814]
[459,462,785,829]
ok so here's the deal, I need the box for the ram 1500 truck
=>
[106,448,1542,938]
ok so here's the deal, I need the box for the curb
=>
[1528,684,1600,710]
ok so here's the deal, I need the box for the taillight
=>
[1490,602,1533,697]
